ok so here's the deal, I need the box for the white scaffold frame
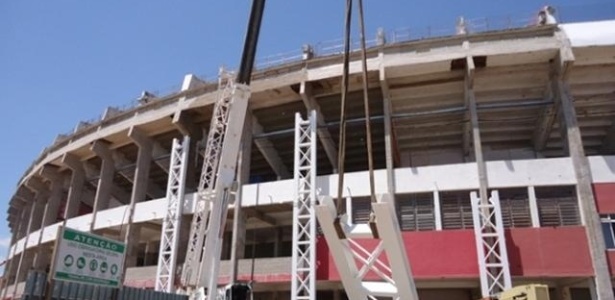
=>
[155,136,190,293]
[471,190,512,298]
[315,194,419,300]
[291,111,317,300]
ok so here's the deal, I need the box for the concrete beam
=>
[90,140,116,231]
[38,165,64,227]
[14,187,34,203]
[601,121,615,154]
[247,209,277,226]
[25,177,49,232]
[300,81,338,172]
[83,162,130,205]
[152,142,170,173]
[112,150,165,199]
[134,221,161,233]
[25,176,48,196]
[533,81,557,152]
[61,153,86,219]
[252,115,291,179]
[102,107,123,120]
[181,73,207,91]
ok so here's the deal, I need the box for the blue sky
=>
[0,0,612,265]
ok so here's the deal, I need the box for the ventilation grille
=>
[440,191,474,230]
[396,193,435,231]
[351,197,372,224]
[536,186,580,227]
[498,188,532,228]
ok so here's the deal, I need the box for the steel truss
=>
[181,68,252,300]
[155,136,191,292]
[471,190,512,298]
[291,111,317,300]
[181,71,236,287]
[315,194,419,300]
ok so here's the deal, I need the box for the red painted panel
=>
[506,227,593,277]
[593,183,615,214]
[318,230,479,280]
[188,227,594,284]
[607,251,615,276]
[316,227,593,280]
[404,230,478,279]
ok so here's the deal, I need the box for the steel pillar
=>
[471,191,512,298]
[155,137,190,293]
[291,111,317,300]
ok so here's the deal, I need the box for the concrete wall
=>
[8,155,615,261]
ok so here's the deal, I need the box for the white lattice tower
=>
[291,111,317,300]
[182,69,236,287]
[315,194,419,300]
[155,137,190,292]
[471,190,512,298]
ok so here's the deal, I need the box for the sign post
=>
[51,227,126,288]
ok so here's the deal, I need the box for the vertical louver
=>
[351,197,372,224]
[440,191,475,230]
[498,188,532,228]
[536,186,580,227]
[396,193,435,231]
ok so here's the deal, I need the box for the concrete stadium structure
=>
[2,15,615,300]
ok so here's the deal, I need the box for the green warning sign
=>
[52,227,126,288]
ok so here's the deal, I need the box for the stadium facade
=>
[2,15,615,300]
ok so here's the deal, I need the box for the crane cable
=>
[356,0,379,238]
[333,0,353,239]
[334,0,378,239]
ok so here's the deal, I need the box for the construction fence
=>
[20,271,187,300]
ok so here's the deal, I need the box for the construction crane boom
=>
[181,1,266,299]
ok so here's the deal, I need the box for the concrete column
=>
[90,140,115,232]
[143,241,158,266]
[555,285,572,300]
[177,215,193,264]
[16,250,34,283]
[13,188,34,240]
[61,153,85,219]
[172,111,203,191]
[2,208,28,299]
[528,186,540,228]
[433,190,442,231]
[11,200,39,295]
[17,203,32,240]
[380,67,396,195]
[465,56,489,204]
[122,127,153,273]
[25,177,49,232]
[32,245,52,272]
[230,113,252,282]
[123,224,142,268]
[25,177,53,272]
[39,165,65,227]
[557,77,614,300]
[273,228,282,257]
[333,289,341,300]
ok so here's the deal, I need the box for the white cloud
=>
[0,236,11,248]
